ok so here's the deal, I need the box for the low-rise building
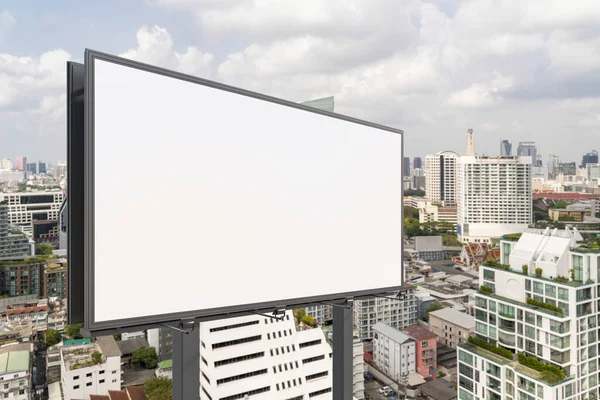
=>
[404,325,437,380]
[0,343,32,400]
[60,336,122,400]
[372,322,415,381]
[428,308,475,348]
[5,305,48,332]
[354,289,418,340]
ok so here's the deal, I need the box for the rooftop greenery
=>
[518,353,565,384]
[526,298,563,315]
[467,336,512,359]
[0,256,49,266]
[502,233,523,241]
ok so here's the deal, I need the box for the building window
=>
[99,379,105,384]
[86,382,92,387]
[73,376,80,380]
[86,373,92,377]
[99,370,105,375]
[73,385,80,390]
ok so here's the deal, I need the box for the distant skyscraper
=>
[26,163,37,174]
[38,162,47,174]
[500,139,512,156]
[517,142,537,166]
[15,157,26,171]
[425,151,459,206]
[413,157,422,169]
[466,129,474,156]
[403,157,411,177]
[457,155,532,243]
[0,159,12,171]
[581,150,599,168]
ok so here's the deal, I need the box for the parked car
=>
[379,386,392,394]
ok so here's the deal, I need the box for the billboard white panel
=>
[86,51,403,330]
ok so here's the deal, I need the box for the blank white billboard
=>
[86,51,403,329]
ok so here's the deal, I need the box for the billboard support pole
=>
[168,320,199,400]
[333,298,353,400]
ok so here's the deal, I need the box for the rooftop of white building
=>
[428,308,475,329]
[373,322,413,344]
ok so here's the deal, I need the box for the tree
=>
[424,301,444,321]
[113,334,122,342]
[92,351,103,365]
[301,315,317,327]
[65,324,83,339]
[404,189,425,197]
[294,308,306,325]
[144,378,172,400]
[551,200,569,209]
[35,243,54,256]
[404,206,420,219]
[133,346,158,369]
[45,329,61,347]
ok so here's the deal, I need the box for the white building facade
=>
[425,151,459,206]
[199,311,333,400]
[457,155,532,244]
[459,227,600,400]
[60,339,122,400]
[354,290,418,340]
[0,191,64,236]
[372,322,416,381]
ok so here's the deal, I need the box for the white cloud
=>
[448,72,515,109]
[0,10,16,41]
[120,25,213,77]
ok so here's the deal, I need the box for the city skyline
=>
[2,1,600,162]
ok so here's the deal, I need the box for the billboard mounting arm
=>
[249,307,286,321]
[320,297,353,309]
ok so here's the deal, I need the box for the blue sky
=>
[2,0,600,164]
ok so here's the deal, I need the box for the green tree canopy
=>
[551,200,570,209]
[404,206,420,219]
[65,324,83,339]
[133,346,158,369]
[424,301,445,321]
[35,243,54,256]
[404,189,425,197]
[294,308,306,324]
[45,329,61,347]
[145,378,172,400]
[301,315,317,327]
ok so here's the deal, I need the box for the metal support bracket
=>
[249,307,286,321]
[372,293,406,301]
[160,319,196,335]
[321,297,353,309]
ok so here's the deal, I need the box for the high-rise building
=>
[587,163,600,183]
[517,142,537,165]
[458,227,597,400]
[354,290,418,340]
[582,150,599,168]
[466,129,475,156]
[414,157,423,170]
[147,327,173,362]
[0,159,12,172]
[425,151,459,206]
[25,161,47,175]
[456,156,532,244]
[199,311,333,400]
[0,261,43,297]
[0,203,32,261]
[500,140,512,156]
[556,162,577,176]
[38,162,47,174]
[0,191,64,238]
[404,157,411,177]
[15,157,26,172]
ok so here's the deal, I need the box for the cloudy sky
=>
[1,0,600,165]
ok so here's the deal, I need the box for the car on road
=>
[379,386,392,395]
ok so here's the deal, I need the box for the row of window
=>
[265,315,291,324]
[267,329,293,340]
[214,351,264,368]
[276,377,302,391]
[270,344,296,357]
[273,361,299,373]
[72,379,116,389]
[298,339,321,349]
[72,370,116,380]
[217,368,267,386]
[212,335,261,349]
[220,386,270,400]
[210,320,259,333]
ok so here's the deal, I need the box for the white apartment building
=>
[0,191,64,236]
[372,322,416,381]
[0,343,32,400]
[0,159,12,172]
[306,305,332,325]
[457,156,532,244]
[459,227,600,400]
[353,338,365,400]
[354,290,418,340]
[417,199,457,225]
[60,336,122,400]
[425,151,459,206]
[199,311,334,400]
